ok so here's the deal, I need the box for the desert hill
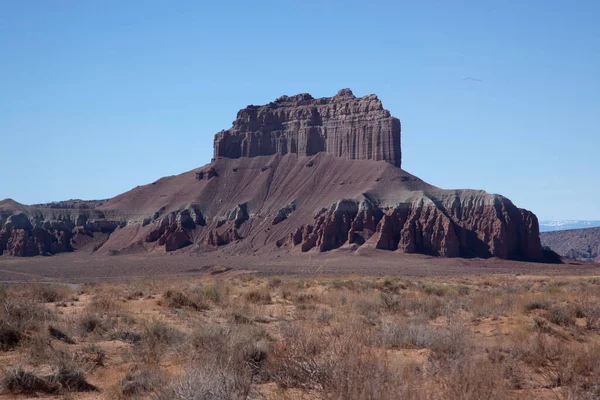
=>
[541,227,600,262]
[1,89,546,261]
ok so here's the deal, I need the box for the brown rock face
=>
[286,194,543,260]
[541,227,600,261]
[214,89,402,168]
[0,206,123,257]
[1,89,547,262]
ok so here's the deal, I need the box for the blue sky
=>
[1,1,598,220]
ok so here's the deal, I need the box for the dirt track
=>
[1,249,599,284]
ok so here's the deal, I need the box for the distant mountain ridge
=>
[541,227,600,262]
[539,220,600,232]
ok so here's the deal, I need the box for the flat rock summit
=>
[1,89,550,261]
[214,88,402,168]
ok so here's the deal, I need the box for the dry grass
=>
[2,274,600,399]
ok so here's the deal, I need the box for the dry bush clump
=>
[119,365,163,398]
[3,275,600,398]
[1,367,59,394]
[245,287,272,304]
[163,289,209,311]
[48,325,76,344]
[87,292,120,313]
[0,323,21,351]
[78,312,103,334]
[29,284,73,303]
[1,351,97,395]
[133,320,186,364]
[162,281,229,311]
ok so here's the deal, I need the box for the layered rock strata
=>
[1,89,547,262]
[214,89,402,167]
[286,194,542,260]
[0,202,124,256]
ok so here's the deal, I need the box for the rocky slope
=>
[1,89,547,261]
[214,89,402,167]
[541,227,600,262]
[0,199,123,257]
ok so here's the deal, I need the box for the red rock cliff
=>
[213,89,402,168]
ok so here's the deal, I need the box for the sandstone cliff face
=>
[214,89,402,168]
[285,193,543,260]
[1,89,546,262]
[0,204,124,257]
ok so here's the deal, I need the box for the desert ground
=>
[1,253,600,399]
[0,250,599,284]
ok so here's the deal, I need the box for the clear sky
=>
[1,1,598,220]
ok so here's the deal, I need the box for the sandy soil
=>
[0,249,599,284]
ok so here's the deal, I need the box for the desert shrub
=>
[135,321,185,364]
[0,323,22,351]
[227,311,254,324]
[78,312,103,334]
[326,344,413,399]
[163,289,208,311]
[524,299,551,312]
[329,280,357,291]
[378,319,434,349]
[163,362,252,400]
[317,309,333,324]
[377,319,471,360]
[423,284,449,297]
[245,288,272,304]
[48,363,97,392]
[198,282,228,304]
[458,285,470,296]
[532,317,553,333]
[121,366,162,398]
[190,323,226,351]
[1,367,58,394]
[577,297,600,330]
[81,344,106,368]
[546,305,575,326]
[436,355,507,399]
[267,324,332,390]
[30,284,72,303]
[1,296,49,331]
[23,330,54,366]
[2,350,96,394]
[294,292,317,304]
[87,294,120,313]
[48,325,76,344]
[376,278,408,293]
[380,292,401,311]
[170,323,268,399]
[268,321,411,398]
[163,282,227,311]
[428,323,472,360]
[126,291,145,300]
[543,281,567,293]
[145,321,183,346]
[109,330,142,345]
[268,277,282,289]
[404,293,444,319]
[206,323,269,369]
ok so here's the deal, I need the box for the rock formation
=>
[284,192,542,260]
[0,199,123,257]
[0,89,549,262]
[541,227,600,262]
[214,89,402,168]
